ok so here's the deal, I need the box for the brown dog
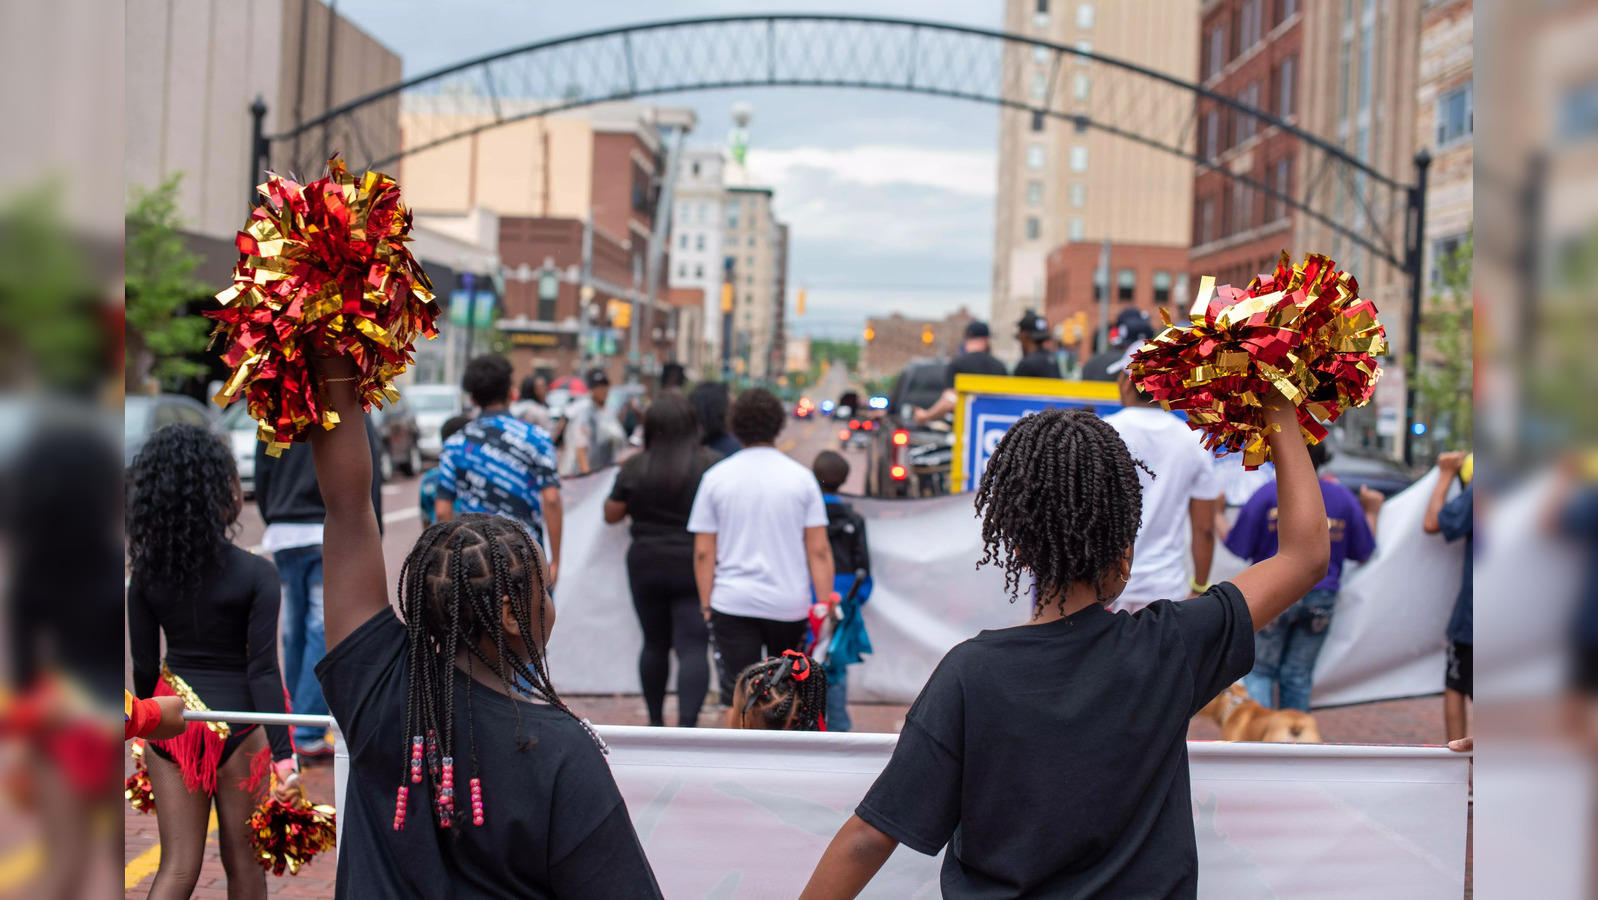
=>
[1197,683,1323,743]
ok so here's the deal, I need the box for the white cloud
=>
[748,144,995,197]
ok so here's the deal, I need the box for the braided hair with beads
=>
[973,408,1152,613]
[391,514,603,832]
[728,651,829,731]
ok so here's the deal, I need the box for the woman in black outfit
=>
[127,424,299,900]
[604,392,720,726]
[688,381,741,458]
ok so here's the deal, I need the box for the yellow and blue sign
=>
[950,376,1124,493]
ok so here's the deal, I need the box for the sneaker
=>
[297,738,334,765]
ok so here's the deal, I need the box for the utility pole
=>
[580,213,595,369]
[1095,238,1111,352]
[1401,149,1431,467]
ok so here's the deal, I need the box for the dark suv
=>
[864,358,955,498]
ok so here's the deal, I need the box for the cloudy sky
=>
[335,0,1003,338]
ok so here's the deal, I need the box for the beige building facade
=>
[992,0,1199,360]
[725,186,786,380]
[126,0,402,243]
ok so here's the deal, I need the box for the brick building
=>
[860,308,979,380]
[1416,0,1472,300]
[1044,242,1192,362]
[1190,0,1305,292]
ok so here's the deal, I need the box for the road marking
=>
[0,841,40,890]
[384,507,418,525]
[125,810,218,889]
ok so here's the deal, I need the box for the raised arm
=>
[1188,497,1217,594]
[307,357,390,650]
[1228,394,1330,631]
[1423,451,1466,534]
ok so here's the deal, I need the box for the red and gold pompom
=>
[208,156,439,453]
[125,739,156,814]
[249,776,338,876]
[1129,251,1386,467]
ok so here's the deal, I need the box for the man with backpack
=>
[811,451,873,732]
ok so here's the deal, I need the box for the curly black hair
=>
[461,354,513,408]
[729,651,828,731]
[728,387,785,446]
[973,409,1151,611]
[393,514,601,831]
[126,423,241,598]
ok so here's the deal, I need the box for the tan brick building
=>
[860,308,980,380]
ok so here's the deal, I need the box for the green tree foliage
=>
[809,338,861,371]
[1414,231,1473,452]
[0,185,101,391]
[126,174,209,389]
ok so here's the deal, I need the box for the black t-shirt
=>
[316,610,662,899]
[947,350,1009,384]
[856,583,1254,898]
[608,447,719,550]
[1012,349,1062,379]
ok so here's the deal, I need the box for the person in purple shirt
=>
[1221,443,1384,710]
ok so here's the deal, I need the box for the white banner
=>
[546,466,1468,708]
[333,727,1470,898]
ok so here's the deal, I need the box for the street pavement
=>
[122,405,1452,897]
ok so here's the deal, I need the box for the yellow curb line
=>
[124,809,217,890]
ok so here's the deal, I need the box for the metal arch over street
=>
[255,13,1422,273]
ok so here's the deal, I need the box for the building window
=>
[1025,217,1041,241]
[695,264,704,278]
[1075,40,1093,63]
[1198,196,1216,244]
[691,161,701,177]
[1240,0,1262,50]
[1073,116,1088,133]
[1032,45,1051,65]
[1279,55,1296,117]
[1031,72,1048,100]
[1436,84,1473,147]
[1205,26,1226,80]
[1069,145,1088,172]
[1203,109,1220,159]
[1031,111,1047,132]
[696,234,705,251]
[1027,180,1044,206]
[1117,268,1135,302]
[1277,0,1298,25]
[1076,3,1095,28]
[1153,270,1173,305]
[1236,85,1258,143]
[1069,183,1086,207]
[1093,267,1107,301]
[679,233,688,250]
[1027,144,1046,169]
[1271,157,1292,220]
[1033,0,1049,28]
[1233,179,1253,232]
[1073,74,1090,100]
[1068,218,1085,241]
[1431,233,1467,287]
[1558,79,1598,140]
[749,235,757,247]
[1175,273,1190,310]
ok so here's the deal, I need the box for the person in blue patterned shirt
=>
[434,355,564,584]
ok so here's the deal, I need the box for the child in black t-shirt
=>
[305,355,661,898]
[800,391,1330,899]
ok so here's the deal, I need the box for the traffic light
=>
[721,283,734,313]
[613,301,632,329]
[863,326,875,342]
[796,288,806,316]
[921,327,934,345]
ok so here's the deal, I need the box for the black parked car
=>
[369,397,422,480]
[865,358,955,498]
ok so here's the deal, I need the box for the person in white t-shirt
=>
[1102,349,1223,614]
[688,387,835,703]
